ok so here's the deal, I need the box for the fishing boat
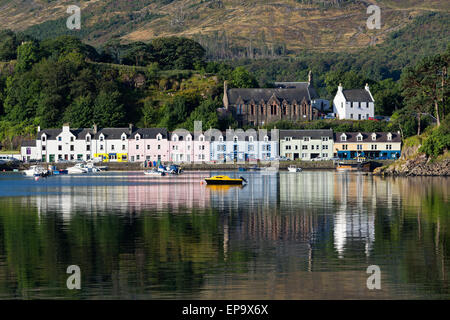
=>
[144,169,166,176]
[287,165,302,173]
[204,175,247,185]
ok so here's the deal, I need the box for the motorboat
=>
[288,165,302,173]
[67,163,88,174]
[144,169,166,176]
[157,164,182,175]
[336,161,371,172]
[86,160,107,172]
[23,165,48,177]
[204,175,247,185]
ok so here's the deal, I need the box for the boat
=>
[144,169,166,176]
[157,164,182,175]
[288,165,302,173]
[204,175,247,185]
[336,161,371,172]
[86,160,107,172]
[23,165,48,177]
[67,163,88,174]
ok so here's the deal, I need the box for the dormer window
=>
[42,135,46,142]
[172,135,178,142]
[219,136,223,142]
[285,137,291,141]
[186,136,191,141]
[371,133,377,141]
[100,136,104,142]
[303,137,310,142]
[58,137,62,142]
[249,136,254,142]
[199,136,204,142]
[157,134,162,141]
[135,135,140,141]
[340,134,347,142]
[86,135,91,142]
[122,134,127,141]
[264,136,269,142]
[357,134,363,142]
[387,133,392,141]
[233,136,238,142]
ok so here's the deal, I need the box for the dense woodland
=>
[0,11,449,156]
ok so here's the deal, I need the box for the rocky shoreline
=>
[373,148,450,176]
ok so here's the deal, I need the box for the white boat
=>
[86,160,107,172]
[288,165,302,173]
[144,169,166,177]
[23,165,47,177]
[67,163,88,174]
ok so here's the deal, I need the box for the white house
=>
[333,83,375,120]
[207,128,279,162]
[36,124,95,163]
[20,140,39,162]
[92,125,130,162]
[279,129,334,160]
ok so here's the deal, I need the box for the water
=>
[0,171,448,299]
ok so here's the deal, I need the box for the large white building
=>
[333,83,375,120]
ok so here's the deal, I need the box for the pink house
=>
[169,130,210,163]
[128,128,170,163]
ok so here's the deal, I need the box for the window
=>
[122,145,126,150]
[233,136,238,142]
[302,145,308,150]
[87,145,90,151]
[187,136,191,141]
[157,135,161,141]
[58,145,62,151]
[322,153,327,158]
[147,145,150,150]
[136,145,139,150]
[136,136,140,141]
[86,136,91,142]
[357,144,362,150]
[70,145,74,151]
[200,136,204,142]
[100,136,104,142]
[42,146,46,151]
[249,145,255,151]
[372,134,377,141]
[42,136,46,142]
[357,135,362,141]
[350,114,353,119]
[136,155,140,161]
[371,144,377,150]
[387,133,392,141]
[70,155,74,160]
[322,137,328,142]
[342,145,348,150]
[341,134,346,142]
[249,136,254,142]
[311,145,314,150]
[303,137,310,142]
[158,145,161,150]
[122,136,126,141]
[111,145,115,151]
[199,145,205,150]
[70,137,74,142]
[358,114,361,120]
[100,145,104,150]
[302,153,307,158]
[285,145,291,150]
[285,137,291,141]
[264,136,269,142]
[322,145,328,150]
[386,144,392,150]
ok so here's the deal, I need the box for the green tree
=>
[93,90,125,127]
[16,41,40,72]
[64,95,94,127]
[183,99,221,131]
[230,66,258,88]
[151,37,205,70]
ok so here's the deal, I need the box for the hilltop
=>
[1,0,449,57]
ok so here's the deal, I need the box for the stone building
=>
[222,72,325,126]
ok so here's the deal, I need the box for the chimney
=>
[129,123,133,135]
[338,83,343,93]
[37,126,41,133]
[62,123,70,132]
[223,81,229,109]
[93,124,98,134]
[365,83,370,91]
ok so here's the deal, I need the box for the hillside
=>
[1,0,449,56]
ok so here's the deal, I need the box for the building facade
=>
[92,126,130,162]
[279,129,334,160]
[128,128,169,163]
[208,129,279,162]
[333,132,401,160]
[222,72,326,127]
[333,84,375,120]
[168,130,210,163]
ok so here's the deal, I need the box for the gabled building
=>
[279,129,334,160]
[36,124,95,162]
[169,130,210,163]
[20,140,38,162]
[207,129,279,162]
[92,125,130,162]
[222,71,324,126]
[128,128,169,163]
[333,132,401,160]
[333,83,375,120]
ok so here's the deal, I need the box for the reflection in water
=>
[0,171,448,299]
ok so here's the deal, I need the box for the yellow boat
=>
[204,175,247,185]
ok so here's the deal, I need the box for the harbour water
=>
[0,171,448,299]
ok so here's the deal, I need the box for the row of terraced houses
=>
[20,124,402,163]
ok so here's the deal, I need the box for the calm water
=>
[0,171,448,299]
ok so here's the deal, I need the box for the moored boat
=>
[204,175,247,185]
[67,163,88,174]
[23,165,47,177]
[287,165,302,173]
[336,161,371,171]
[144,169,166,176]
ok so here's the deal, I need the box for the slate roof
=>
[39,129,63,140]
[21,140,36,147]
[95,128,130,140]
[226,83,318,105]
[342,89,373,102]
[280,129,333,140]
[205,129,274,141]
[334,132,401,143]
[131,128,168,139]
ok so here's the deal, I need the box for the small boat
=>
[67,163,88,174]
[23,165,47,177]
[288,165,302,173]
[336,161,371,171]
[144,169,166,176]
[204,175,247,185]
